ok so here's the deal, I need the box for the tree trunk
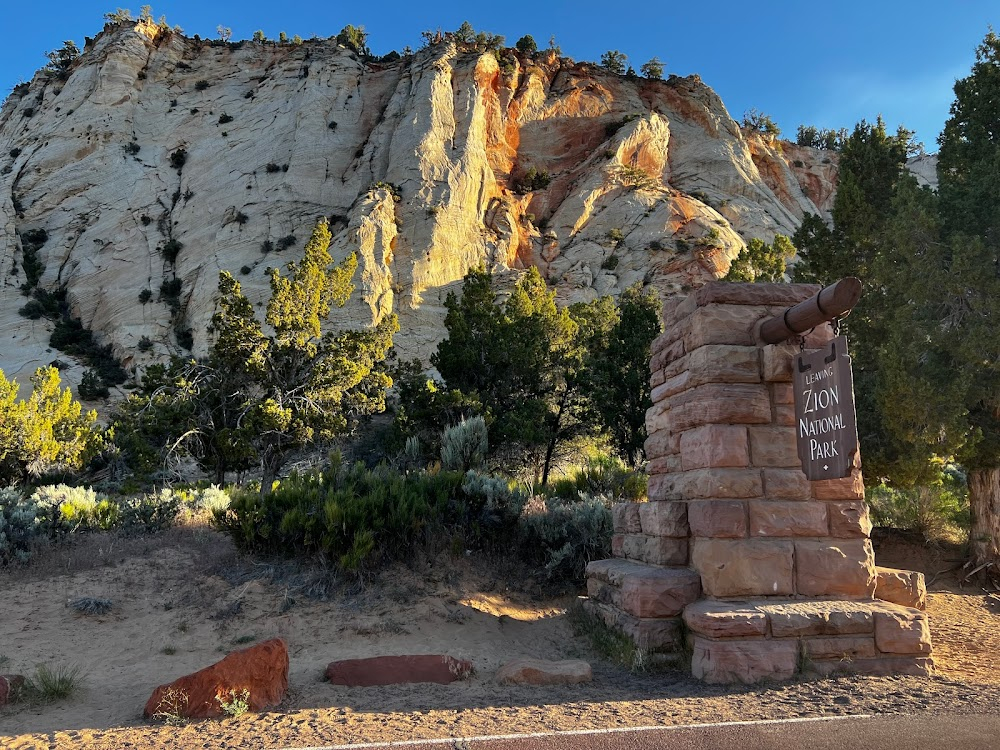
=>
[967,467,1000,565]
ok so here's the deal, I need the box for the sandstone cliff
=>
[0,20,834,397]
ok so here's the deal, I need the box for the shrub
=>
[235,212,248,225]
[544,454,647,504]
[265,163,281,173]
[218,113,233,124]
[515,34,537,55]
[9,147,21,158]
[261,240,274,254]
[195,80,210,91]
[119,491,181,534]
[440,416,487,472]
[175,326,194,350]
[31,484,118,536]
[138,336,154,352]
[0,488,39,564]
[160,238,183,263]
[25,664,83,703]
[600,254,619,271]
[215,456,520,572]
[68,597,113,615]
[519,494,613,581]
[79,369,110,400]
[124,141,140,155]
[517,166,551,193]
[867,471,969,543]
[169,148,187,170]
[276,235,296,250]
[139,288,153,304]
[19,227,49,292]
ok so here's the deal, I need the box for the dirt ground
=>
[1,523,998,750]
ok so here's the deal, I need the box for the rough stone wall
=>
[643,283,876,600]
[587,281,933,684]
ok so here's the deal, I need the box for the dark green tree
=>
[640,57,664,80]
[723,235,795,282]
[432,268,597,484]
[585,284,662,466]
[600,50,627,75]
[515,34,537,55]
[336,25,369,56]
[742,108,781,138]
[914,29,1000,564]
[792,117,919,484]
[45,41,80,79]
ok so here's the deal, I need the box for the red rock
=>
[687,500,748,538]
[0,675,25,706]
[692,539,794,597]
[638,501,689,538]
[691,637,798,684]
[794,540,876,597]
[685,345,761,386]
[749,500,828,537]
[748,426,799,468]
[762,600,875,637]
[495,659,592,686]
[875,567,927,610]
[694,282,820,308]
[144,638,288,720]
[801,636,876,659]
[873,606,932,654]
[669,383,771,431]
[667,468,764,500]
[680,424,749,471]
[612,503,642,534]
[812,471,865,501]
[686,304,768,349]
[762,469,811,500]
[762,345,799,382]
[324,655,473,687]
[828,501,873,538]
[683,601,768,638]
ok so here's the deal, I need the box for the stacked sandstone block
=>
[585,282,932,683]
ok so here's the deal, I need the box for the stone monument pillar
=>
[584,282,932,683]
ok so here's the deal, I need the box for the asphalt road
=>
[274,714,1000,750]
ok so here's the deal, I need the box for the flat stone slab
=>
[683,599,933,684]
[325,655,473,687]
[586,559,701,618]
[875,566,927,610]
[495,659,592,686]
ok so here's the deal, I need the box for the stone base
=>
[683,599,933,684]
[583,558,701,657]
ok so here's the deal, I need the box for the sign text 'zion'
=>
[792,336,859,480]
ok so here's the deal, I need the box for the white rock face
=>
[0,22,833,400]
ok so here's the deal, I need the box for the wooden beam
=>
[759,277,862,344]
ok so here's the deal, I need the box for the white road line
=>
[270,713,873,750]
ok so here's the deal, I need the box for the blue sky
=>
[2,1,995,151]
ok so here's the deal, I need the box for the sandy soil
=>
[1,524,999,750]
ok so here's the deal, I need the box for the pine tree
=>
[0,367,97,483]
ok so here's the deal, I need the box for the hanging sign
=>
[793,335,859,480]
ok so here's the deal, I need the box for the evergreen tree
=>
[921,30,1000,564]
[0,367,97,484]
[600,50,627,75]
[515,35,537,55]
[336,25,370,57]
[723,235,795,282]
[792,117,917,483]
[640,57,664,80]
[585,284,662,466]
[432,268,602,483]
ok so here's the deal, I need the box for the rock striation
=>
[0,20,834,397]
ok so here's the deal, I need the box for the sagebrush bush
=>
[0,488,38,564]
[31,484,117,536]
[215,455,521,572]
[119,491,181,533]
[519,493,613,580]
[440,416,487,472]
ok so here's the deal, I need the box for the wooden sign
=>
[793,336,859,480]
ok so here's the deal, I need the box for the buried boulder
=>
[495,658,592,686]
[0,675,25,706]
[144,638,288,720]
[325,655,473,686]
